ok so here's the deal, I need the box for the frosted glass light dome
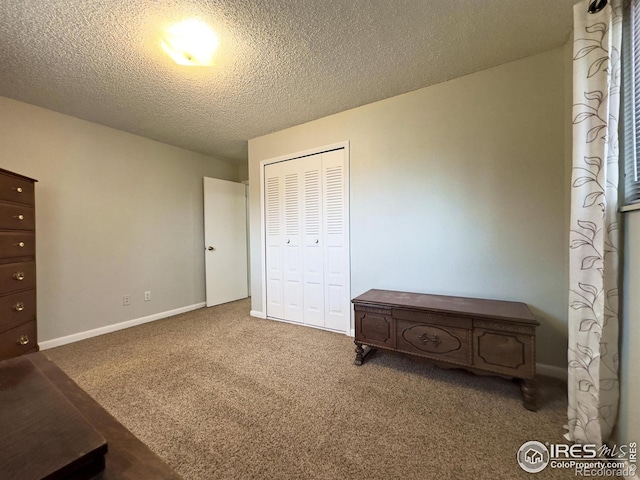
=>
[161,19,219,66]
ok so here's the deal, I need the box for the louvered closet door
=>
[301,154,324,327]
[265,162,285,319]
[265,159,305,323]
[322,149,348,331]
[264,148,348,332]
[282,165,304,323]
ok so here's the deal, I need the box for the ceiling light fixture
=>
[161,19,219,66]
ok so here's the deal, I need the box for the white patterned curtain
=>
[567,0,622,446]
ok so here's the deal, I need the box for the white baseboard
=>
[39,302,206,350]
[536,363,568,381]
[350,328,355,337]
[250,310,266,319]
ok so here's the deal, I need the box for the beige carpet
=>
[47,298,580,479]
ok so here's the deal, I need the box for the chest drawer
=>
[0,174,35,206]
[0,320,36,360]
[0,262,36,294]
[0,203,35,230]
[0,290,36,333]
[0,232,35,258]
[396,319,471,365]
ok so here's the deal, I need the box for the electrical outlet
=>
[123,295,131,306]
[144,291,151,302]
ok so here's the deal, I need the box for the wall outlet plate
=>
[144,291,151,302]
[123,295,131,306]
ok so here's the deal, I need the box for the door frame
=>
[259,141,351,335]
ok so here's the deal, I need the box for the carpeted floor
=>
[47,298,582,479]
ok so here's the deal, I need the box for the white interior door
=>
[204,177,248,307]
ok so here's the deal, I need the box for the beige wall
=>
[0,96,239,342]
[617,211,640,445]
[238,163,249,182]
[248,47,570,368]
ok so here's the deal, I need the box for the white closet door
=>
[264,147,349,333]
[265,162,284,319]
[283,167,304,322]
[322,149,349,331]
[301,153,324,327]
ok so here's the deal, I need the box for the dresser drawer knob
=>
[16,242,25,248]
[17,335,29,346]
[14,214,24,220]
[15,187,23,193]
[13,272,25,281]
[13,302,25,312]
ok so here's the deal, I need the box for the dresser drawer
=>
[0,232,35,258]
[0,320,36,360]
[0,203,35,230]
[396,319,471,365]
[0,174,35,206]
[0,290,36,333]
[0,262,36,294]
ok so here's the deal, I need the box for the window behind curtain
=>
[623,0,640,205]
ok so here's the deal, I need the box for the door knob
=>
[207,246,215,251]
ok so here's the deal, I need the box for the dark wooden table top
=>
[352,289,538,325]
[0,353,181,480]
[0,355,107,480]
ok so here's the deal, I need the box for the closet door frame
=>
[259,141,351,335]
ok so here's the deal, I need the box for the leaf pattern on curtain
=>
[567,0,622,446]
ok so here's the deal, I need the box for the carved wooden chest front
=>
[352,289,539,411]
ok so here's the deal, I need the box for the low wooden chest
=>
[352,289,539,411]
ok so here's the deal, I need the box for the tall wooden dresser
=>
[0,168,38,359]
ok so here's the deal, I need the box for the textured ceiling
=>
[0,0,578,164]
